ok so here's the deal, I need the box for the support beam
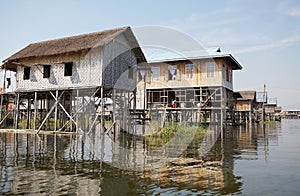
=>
[33,91,37,131]
[49,91,84,134]
[37,91,64,133]
[14,93,20,129]
[54,90,58,132]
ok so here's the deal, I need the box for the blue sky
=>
[0,0,300,110]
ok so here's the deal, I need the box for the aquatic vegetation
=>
[144,123,207,148]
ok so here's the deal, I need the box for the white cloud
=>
[278,0,300,17]
[285,8,300,16]
[232,36,300,54]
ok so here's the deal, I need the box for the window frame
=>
[185,64,194,79]
[64,62,73,76]
[206,62,215,78]
[23,67,31,80]
[43,65,51,78]
[168,65,177,81]
[151,66,160,82]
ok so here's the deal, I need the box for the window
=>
[43,65,51,78]
[168,65,177,80]
[6,78,11,88]
[151,66,160,82]
[23,67,30,80]
[206,62,215,78]
[185,64,194,79]
[64,62,73,76]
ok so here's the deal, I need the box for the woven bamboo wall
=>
[102,33,137,90]
[15,32,138,92]
[16,49,102,91]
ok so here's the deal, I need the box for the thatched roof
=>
[235,90,256,100]
[2,26,146,70]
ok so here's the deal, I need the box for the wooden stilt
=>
[54,90,58,131]
[100,86,104,132]
[112,89,116,139]
[33,91,37,131]
[0,94,3,123]
[14,93,20,129]
[49,91,83,134]
[37,91,64,133]
[76,89,79,133]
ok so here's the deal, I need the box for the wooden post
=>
[26,93,31,129]
[76,89,79,133]
[14,93,20,129]
[262,84,266,122]
[54,90,58,131]
[112,88,116,138]
[0,94,3,123]
[33,91,37,131]
[100,87,104,132]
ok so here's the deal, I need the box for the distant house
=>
[1,26,146,131]
[234,90,257,124]
[138,48,242,123]
[283,110,300,119]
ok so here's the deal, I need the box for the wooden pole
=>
[14,93,20,129]
[26,94,31,129]
[76,89,79,133]
[112,89,116,138]
[0,94,3,123]
[54,90,58,131]
[262,84,266,122]
[33,91,37,131]
[100,87,104,132]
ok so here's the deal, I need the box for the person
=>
[172,99,177,108]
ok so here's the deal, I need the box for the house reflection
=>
[0,123,280,195]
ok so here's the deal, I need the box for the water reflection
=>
[0,122,282,195]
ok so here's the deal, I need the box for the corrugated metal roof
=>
[144,47,242,70]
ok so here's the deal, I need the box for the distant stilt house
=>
[1,26,147,132]
[234,91,257,124]
[138,48,243,124]
[265,97,281,121]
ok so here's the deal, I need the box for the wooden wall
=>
[146,58,233,90]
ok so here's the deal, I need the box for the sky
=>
[0,0,300,110]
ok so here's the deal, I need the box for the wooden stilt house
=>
[138,48,242,124]
[234,91,257,124]
[1,26,146,132]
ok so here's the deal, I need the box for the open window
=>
[168,65,177,80]
[23,67,30,80]
[43,65,51,78]
[6,78,11,88]
[64,62,73,76]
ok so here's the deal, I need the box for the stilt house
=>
[1,26,146,132]
[139,48,242,124]
[234,91,257,124]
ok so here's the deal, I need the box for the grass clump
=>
[145,123,207,148]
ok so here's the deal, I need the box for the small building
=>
[265,97,278,121]
[282,110,300,119]
[138,48,242,124]
[1,26,147,132]
[234,91,257,124]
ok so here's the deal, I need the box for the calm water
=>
[0,119,300,195]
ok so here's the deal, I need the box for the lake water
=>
[0,119,300,195]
